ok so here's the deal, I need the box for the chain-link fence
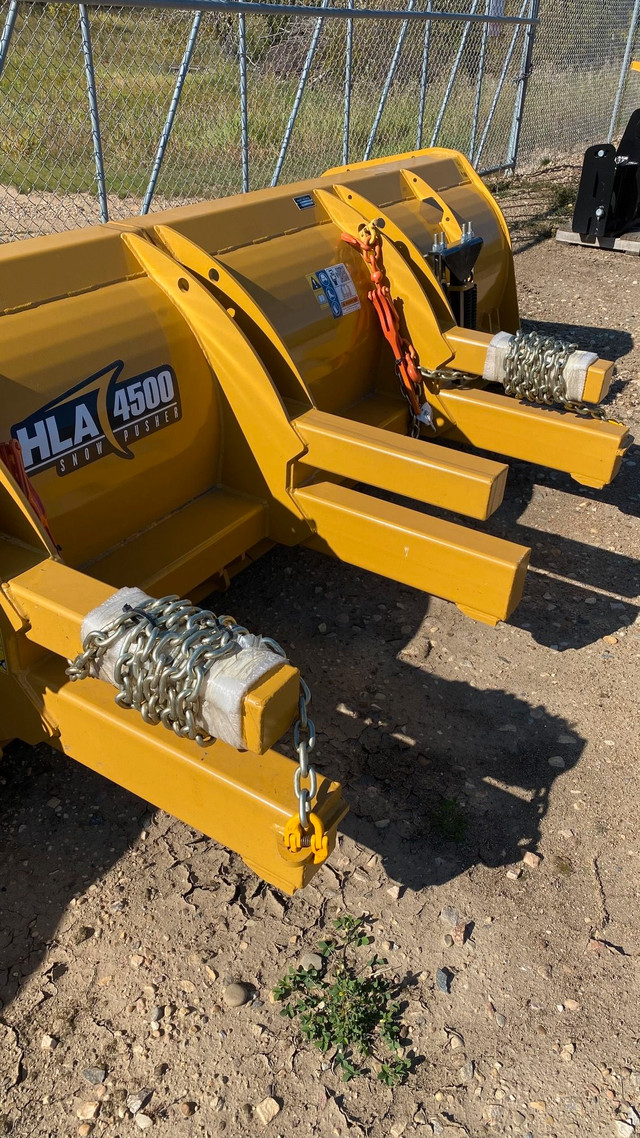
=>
[0,0,638,241]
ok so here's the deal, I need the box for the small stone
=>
[452,921,468,946]
[495,1013,506,1028]
[255,1096,281,1126]
[529,1101,546,1111]
[523,851,541,869]
[47,797,61,809]
[386,885,401,900]
[82,1068,107,1085]
[299,953,323,973]
[548,756,565,769]
[223,982,249,1007]
[436,968,452,993]
[449,1033,463,1051]
[506,868,521,880]
[40,1034,58,1051]
[561,1042,575,1061]
[180,1102,196,1118]
[129,954,145,968]
[615,1123,634,1138]
[461,1059,475,1082]
[413,1107,428,1125]
[77,1126,92,1138]
[127,1090,153,1116]
[390,1123,406,1137]
[205,965,218,982]
[603,635,618,645]
[443,934,454,948]
[440,906,460,927]
[135,1116,153,1132]
[76,1103,99,1122]
[73,925,94,945]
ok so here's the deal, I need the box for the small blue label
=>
[316,269,342,318]
[293,193,314,210]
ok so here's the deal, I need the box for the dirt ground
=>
[1,171,639,1138]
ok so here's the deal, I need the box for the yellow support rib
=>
[295,481,530,625]
[8,558,301,755]
[32,656,346,894]
[438,385,629,488]
[293,407,508,520]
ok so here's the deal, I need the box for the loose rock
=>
[223,982,249,1007]
[436,968,452,993]
[255,1096,281,1125]
[180,1102,196,1118]
[135,1115,153,1132]
[548,756,566,769]
[127,1090,153,1116]
[615,1123,634,1138]
[299,953,323,973]
[82,1068,106,1085]
[76,1103,99,1122]
[523,851,542,869]
[40,1034,58,1051]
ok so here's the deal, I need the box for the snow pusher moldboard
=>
[0,148,629,892]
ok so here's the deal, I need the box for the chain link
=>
[421,335,623,424]
[67,598,319,825]
[502,329,574,404]
[66,596,248,746]
[264,642,317,827]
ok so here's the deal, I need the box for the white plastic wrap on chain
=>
[482,331,513,383]
[81,587,150,686]
[81,588,285,749]
[201,632,283,750]
[562,350,598,402]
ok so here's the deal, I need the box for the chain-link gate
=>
[0,0,538,239]
[0,0,639,242]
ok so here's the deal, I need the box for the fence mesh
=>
[0,0,638,241]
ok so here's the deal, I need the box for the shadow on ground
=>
[1,543,586,1011]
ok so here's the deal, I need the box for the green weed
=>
[273,915,412,1085]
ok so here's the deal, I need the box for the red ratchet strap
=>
[0,438,56,545]
[341,223,424,423]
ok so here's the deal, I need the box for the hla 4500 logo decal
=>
[11,361,181,477]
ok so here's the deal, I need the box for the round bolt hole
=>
[208,268,219,282]
[178,277,189,292]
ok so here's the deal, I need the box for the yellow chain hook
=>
[282,811,329,865]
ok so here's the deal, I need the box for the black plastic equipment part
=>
[572,109,640,238]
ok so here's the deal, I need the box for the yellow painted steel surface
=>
[0,146,630,890]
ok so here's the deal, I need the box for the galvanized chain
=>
[262,639,317,828]
[66,596,248,746]
[67,597,319,826]
[420,333,622,424]
[502,329,575,405]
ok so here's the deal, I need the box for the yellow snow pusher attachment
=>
[0,148,629,892]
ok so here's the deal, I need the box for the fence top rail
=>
[19,0,538,24]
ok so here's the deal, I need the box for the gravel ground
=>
[1,174,639,1138]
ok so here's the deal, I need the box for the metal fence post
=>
[364,0,415,161]
[415,0,432,149]
[505,0,539,170]
[239,11,249,192]
[0,0,19,79]
[474,0,527,169]
[430,0,480,148]
[608,0,640,142]
[141,9,202,214]
[271,0,331,186]
[78,3,108,223]
[342,13,353,164]
[469,0,489,161]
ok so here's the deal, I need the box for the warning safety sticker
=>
[307,263,361,318]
